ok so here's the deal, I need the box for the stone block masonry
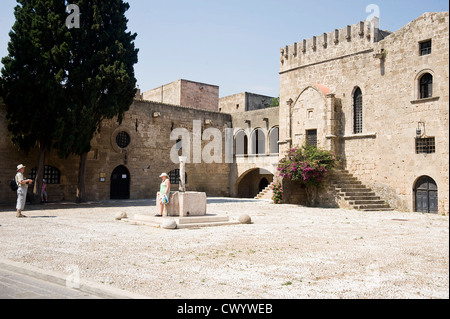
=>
[278,12,449,213]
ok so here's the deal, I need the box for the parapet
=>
[280,17,391,73]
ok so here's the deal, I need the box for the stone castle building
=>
[0,79,280,205]
[279,12,448,213]
[0,11,448,214]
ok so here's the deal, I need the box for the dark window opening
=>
[419,73,433,99]
[420,40,432,56]
[116,131,131,149]
[253,129,265,155]
[269,127,279,154]
[306,129,317,147]
[30,165,61,184]
[415,137,435,154]
[235,131,248,156]
[353,87,363,134]
[168,169,187,185]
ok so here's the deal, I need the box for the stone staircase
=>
[327,170,393,211]
[255,183,274,200]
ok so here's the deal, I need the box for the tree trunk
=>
[76,152,88,203]
[32,143,46,204]
[306,185,318,207]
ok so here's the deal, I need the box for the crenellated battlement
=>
[280,17,391,73]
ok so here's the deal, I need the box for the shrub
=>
[277,145,337,205]
[271,182,283,204]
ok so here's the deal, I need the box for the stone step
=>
[337,188,372,193]
[329,169,393,211]
[127,214,239,229]
[177,220,240,229]
[331,181,363,186]
[343,191,376,199]
[344,196,381,201]
[255,183,274,200]
[357,205,394,211]
[348,199,388,205]
[335,185,368,191]
[177,215,230,224]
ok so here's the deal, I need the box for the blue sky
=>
[0,0,448,97]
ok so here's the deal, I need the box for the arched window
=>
[419,73,433,99]
[235,130,248,156]
[353,87,363,134]
[251,128,266,155]
[269,127,279,154]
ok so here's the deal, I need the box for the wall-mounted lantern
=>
[416,121,425,138]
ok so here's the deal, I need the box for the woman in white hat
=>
[15,164,33,218]
[156,173,170,217]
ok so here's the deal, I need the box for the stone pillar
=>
[179,156,187,192]
[325,93,337,153]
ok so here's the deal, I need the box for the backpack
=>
[10,179,18,191]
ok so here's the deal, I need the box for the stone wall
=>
[279,12,449,213]
[0,100,233,204]
[142,79,219,112]
[219,92,275,113]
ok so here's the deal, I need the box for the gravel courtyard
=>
[0,198,448,299]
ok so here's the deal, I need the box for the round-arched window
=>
[116,131,131,149]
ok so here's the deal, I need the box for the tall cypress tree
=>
[54,0,138,202]
[0,0,71,202]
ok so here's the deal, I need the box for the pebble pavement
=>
[0,198,448,299]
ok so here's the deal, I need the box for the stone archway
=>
[235,168,273,198]
[290,84,330,149]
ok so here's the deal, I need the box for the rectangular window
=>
[415,137,435,154]
[306,129,317,147]
[30,165,61,184]
[420,40,432,56]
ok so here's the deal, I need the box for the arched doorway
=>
[236,168,273,198]
[110,165,130,199]
[259,178,269,193]
[414,176,438,213]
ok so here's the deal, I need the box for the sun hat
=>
[159,173,169,178]
[17,164,25,171]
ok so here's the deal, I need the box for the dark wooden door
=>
[415,176,438,214]
[110,165,130,200]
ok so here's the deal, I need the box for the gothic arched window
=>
[353,87,363,134]
[419,73,433,99]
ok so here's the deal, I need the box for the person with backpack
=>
[15,164,33,218]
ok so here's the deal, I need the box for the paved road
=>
[0,265,100,299]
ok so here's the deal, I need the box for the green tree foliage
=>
[269,96,279,107]
[54,0,139,202]
[0,0,71,202]
[1,0,139,203]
